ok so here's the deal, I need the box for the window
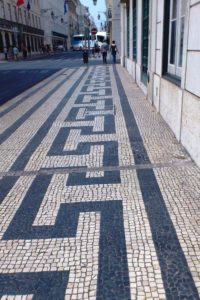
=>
[32,14,35,27]
[7,3,12,21]
[133,0,137,61]
[168,0,187,77]
[0,1,5,19]
[28,12,31,26]
[38,17,41,29]
[0,32,3,52]
[24,10,27,25]
[35,16,38,28]
[142,0,149,85]
[13,6,17,22]
[18,8,23,23]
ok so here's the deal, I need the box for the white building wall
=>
[181,1,200,166]
[40,0,68,48]
[120,0,200,167]
[152,0,164,111]
[120,3,126,67]
[112,1,121,56]
[126,0,133,77]
[160,78,183,140]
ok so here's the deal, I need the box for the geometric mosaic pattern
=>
[0,64,199,299]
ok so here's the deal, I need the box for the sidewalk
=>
[0,63,199,299]
[0,51,66,63]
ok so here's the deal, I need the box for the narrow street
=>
[0,56,200,299]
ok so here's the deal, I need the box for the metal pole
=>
[88,26,90,56]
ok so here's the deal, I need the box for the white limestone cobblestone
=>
[0,65,199,299]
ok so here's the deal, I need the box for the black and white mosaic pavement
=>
[0,64,200,299]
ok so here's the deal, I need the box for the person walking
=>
[8,46,13,61]
[22,45,28,59]
[101,40,109,64]
[110,40,118,64]
[27,45,31,57]
[3,47,8,60]
[94,41,101,58]
[83,49,89,64]
[13,46,19,61]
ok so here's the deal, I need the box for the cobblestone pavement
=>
[0,64,200,300]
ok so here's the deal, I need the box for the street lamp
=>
[84,12,91,54]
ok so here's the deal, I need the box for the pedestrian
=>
[27,45,31,57]
[94,41,101,58]
[53,44,56,53]
[3,47,8,60]
[8,46,13,60]
[110,40,118,64]
[13,46,19,61]
[41,44,46,55]
[92,47,95,58]
[83,49,89,64]
[101,40,109,64]
[22,45,27,59]
[46,45,51,55]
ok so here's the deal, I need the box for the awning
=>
[52,31,68,39]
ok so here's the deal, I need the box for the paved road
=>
[0,61,199,299]
[0,51,104,105]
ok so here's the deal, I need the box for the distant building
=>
[120,0,200,167]
[0,0,44,57]
[105,0,121,51]
[0,0,97,57]
[40,0,68,50]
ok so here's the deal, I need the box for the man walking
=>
[3,47,8,60]
[101,40,109,64]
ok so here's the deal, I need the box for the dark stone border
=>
[0,271,69,299]
[3,174,131,300]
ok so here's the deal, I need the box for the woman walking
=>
[110,40,118,64]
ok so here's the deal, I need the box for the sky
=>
[80,0,106,29]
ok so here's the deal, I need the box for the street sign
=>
[91,27,97,35]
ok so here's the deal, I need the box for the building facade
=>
[105,0,112,42]
[0,0,86,55]
[0,0,44,58]
[40,0,68,50]
[67,0,93,41]
[120,0,200,167]
[105,0,121,52]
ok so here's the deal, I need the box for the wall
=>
[39,0,68,47]
[112,0,121,55]
[120,0,200,167]
[181,0,200,166]
[0,0,43,58]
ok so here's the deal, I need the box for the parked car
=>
[56,45,65,51]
